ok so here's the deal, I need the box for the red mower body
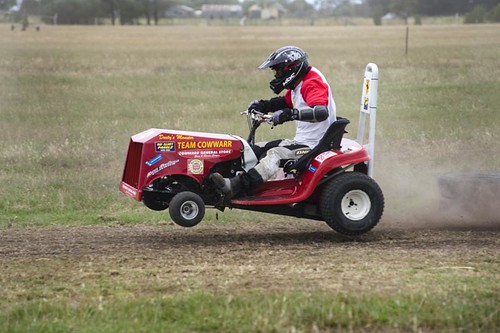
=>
[119,128,370,206]
[231,139,369,206]
[119,129,244,201]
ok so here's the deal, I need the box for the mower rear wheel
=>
[168,191,205,228]
[320,172,384,235]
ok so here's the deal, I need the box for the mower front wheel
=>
[320,172,384,235]
[168,191,205,228]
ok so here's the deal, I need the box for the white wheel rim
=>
[180,200,199,220]
[341,190,371,221]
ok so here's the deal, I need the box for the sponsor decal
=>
[145,154,162,166]
[188,159,204,175]
[365,79,370,94]
[314,151,337,162]
[179,150,200,157]
[363,97,369,110]
[158,134,195,141]
[146,159,180,178]
[295,148,310,157]
[158,134,174,140]
[120,182,138,198]
[308,165,316,172]
[177,140,233,150]
[155,141,175,152]
[286,50,302,61]
[341,146,361,153]
[176,134,194,140]
[178,149,233,159]
[284,73,296,86]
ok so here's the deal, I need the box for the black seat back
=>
[283,118,350,173]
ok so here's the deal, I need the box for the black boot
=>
[210,169,264,199]
[210,173,243,199]
[247,168,264,190]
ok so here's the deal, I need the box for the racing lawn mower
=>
[119,63,383,235]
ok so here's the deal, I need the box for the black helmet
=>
[258,46,309,94]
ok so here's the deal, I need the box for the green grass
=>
[2,290,498,333]
[1,246,498,333]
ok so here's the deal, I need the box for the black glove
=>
[248,97,289,114]
[272,108,298,125]
[248,100,268,113]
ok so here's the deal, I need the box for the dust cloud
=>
[375,152,500,231]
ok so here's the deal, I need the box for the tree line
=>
[2,0,500,25]
[364,0,500,24]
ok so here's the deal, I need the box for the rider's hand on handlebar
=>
[248,100,267,113]
[272,108,298,126]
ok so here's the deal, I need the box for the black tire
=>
[168,191,205,228]
[320,172,384,235]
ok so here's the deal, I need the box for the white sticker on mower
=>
[120,182,138,198]
[146,159,180,179]
[188,159,204,175]
[314,151,337,163]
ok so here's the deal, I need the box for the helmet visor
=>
[258,54,277,69]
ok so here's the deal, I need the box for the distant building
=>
[382,12,398,20]
[201,4,243,19]
[248,3,287,20]
[248,5,262,19]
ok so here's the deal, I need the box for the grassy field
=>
[0,24,499,332]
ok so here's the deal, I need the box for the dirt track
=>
[1,220,499,294]
[1,222,499,258]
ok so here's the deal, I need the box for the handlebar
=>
[240,108,273,125]
[241,108,274,145]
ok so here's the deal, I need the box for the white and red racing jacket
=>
[284,66,337,148]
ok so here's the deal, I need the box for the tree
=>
[287,0,315,17]
[117,0,142,24]
[315,0,346,16]
[464,4,487,23]
[367,0,389,25]
[389,0,417,24]
[41,0,107,24]
[367,0,417,24]
[416,0,498,16]
[0,0,16,11]
[140,0,152,24]
[101,0,117,25]
[487,3,500,22]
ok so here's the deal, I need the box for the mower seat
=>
[283,118,350,174]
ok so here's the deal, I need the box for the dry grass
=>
[1,24,499,226]
[0,23,499,332]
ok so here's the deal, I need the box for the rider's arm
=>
[273,105,329,125]
[250,96,289,113]
[266,96,289,112]
[295,105,329,122]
